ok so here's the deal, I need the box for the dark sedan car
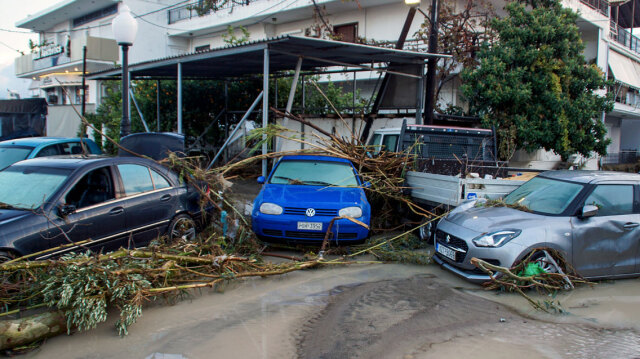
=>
[0,156,208,262]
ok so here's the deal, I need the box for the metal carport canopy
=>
[88,35,448,80]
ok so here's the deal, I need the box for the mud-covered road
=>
[23,261,640,359]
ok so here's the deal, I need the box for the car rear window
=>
[269,160,359,187]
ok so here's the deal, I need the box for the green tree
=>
[461,0,613,160]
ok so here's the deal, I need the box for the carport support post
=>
[156,80,161,132]
[262,48,270,178]
[276,56,303,153]
[416,64,425,123]
[177,62,183,134]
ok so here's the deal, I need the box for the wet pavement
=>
[21,256,640,359]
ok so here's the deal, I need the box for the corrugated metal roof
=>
[88,35,448,80]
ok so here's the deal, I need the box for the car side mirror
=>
[257,176,265,184]
[580,204,598,219]
[58,204,76,217]
[363,181,372,189]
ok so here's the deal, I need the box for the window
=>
[61,142,84,155]
[504,177,584,215]
[0,167,71,209]
[66,167,115,209]
[269,160,359,187]
[584,185,634,216]
[151,169,171,189]
[382,134,399,152]
[195,44,210,52]
[73,4,118,27]
[118,164,154,195]
[36,144,62,157]
[333,23,358,43]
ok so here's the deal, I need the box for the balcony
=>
[610,22,640,54]
[168,0,253,24]
[15,35,118,78]
[579,0,609,16]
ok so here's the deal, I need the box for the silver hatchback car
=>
[433,171,640,282]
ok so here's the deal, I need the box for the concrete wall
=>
[47,104,96,137]
[620,119,640,151]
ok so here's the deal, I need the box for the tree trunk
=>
[0,311,67,350]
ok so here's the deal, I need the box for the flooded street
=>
[22,260,640,359]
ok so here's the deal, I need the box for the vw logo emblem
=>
[445,234,451,243]
[306,208,316,217]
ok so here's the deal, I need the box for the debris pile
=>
[471,249,590,313]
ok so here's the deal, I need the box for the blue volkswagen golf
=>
[251,155,371,243]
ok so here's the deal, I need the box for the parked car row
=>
[3,136,640,285]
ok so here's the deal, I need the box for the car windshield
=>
[0,146,33,170]
[0,166,71,209]
[504,176,584,215]
[269,160,359,187]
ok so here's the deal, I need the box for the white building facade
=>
[14,0,640,168]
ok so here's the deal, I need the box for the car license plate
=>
[297,222,323,231]
[436,243,456,261]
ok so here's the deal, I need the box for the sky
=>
[0,0,55,99]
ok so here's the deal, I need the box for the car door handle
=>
[160,194,172,202]
[624,222,639,230]
[109,207,124,215]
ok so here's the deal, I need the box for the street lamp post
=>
[112,5,138,138]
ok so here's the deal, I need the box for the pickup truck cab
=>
[251,155,371,243]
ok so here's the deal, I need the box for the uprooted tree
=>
[460,0,613,160]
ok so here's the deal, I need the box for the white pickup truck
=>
[370,121,535,239]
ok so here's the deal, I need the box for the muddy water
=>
[23,263,640,359]
[24,264,432,359]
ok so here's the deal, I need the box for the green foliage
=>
[273,74,367,115]
[461,0,613,160]
[222,26,250,46]
[41,252,151,336]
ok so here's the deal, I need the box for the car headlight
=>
[472,230,521,247]
[339,206,362,218]
[259,203,283,215]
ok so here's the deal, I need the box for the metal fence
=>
[580,0,608,16]
[610,23,640,54]
[601,151,640,165]
[168,0,251,24]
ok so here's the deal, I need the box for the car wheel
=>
[168,214,197,241]
[418,219,435,244]
[529,251,560,274]
[0,250,15,264]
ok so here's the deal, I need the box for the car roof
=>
[0,137,90,147]
[280,155,353,164]
[539,170,640,184]
[7,155,155,170]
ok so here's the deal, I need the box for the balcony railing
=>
[168,0,253,24]
[610,22,640,54]
[601,151,640,165]
[580,0,608,16]
[15,36,118,77]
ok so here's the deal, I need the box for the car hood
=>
[446,206,545,234]
[259,184,364,206]
[0,209,31,225]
